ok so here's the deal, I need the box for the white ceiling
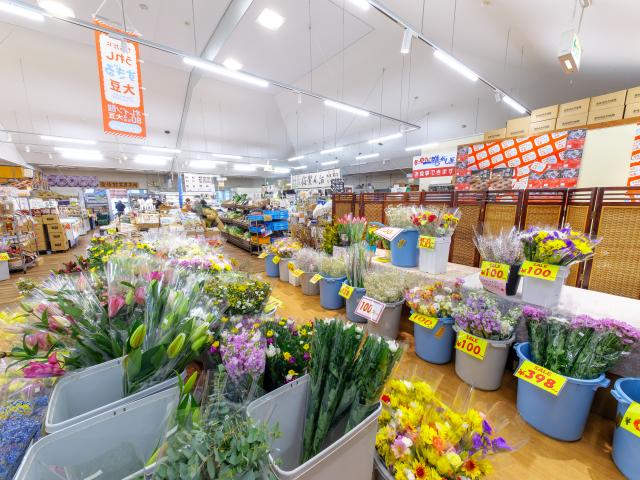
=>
[0,0,639,180]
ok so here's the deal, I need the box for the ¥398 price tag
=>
[418,236,435,250]
[515,360,567,396]
[455,331,488,360]
[621,402,640,438]
[338,283,355,299]
[309,274,323,284]
[355,296,386,324]
[519,261,559,281]
[409,312,438,330]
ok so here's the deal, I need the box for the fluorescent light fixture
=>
[183,57,269,88]
[368,132,403,144]
[234,164,256,172]
[320,146,343,155]
[405,142,439,152]
[54,147,103,160]
[433,49,478,82]
[40,135,96,145]
[502,95,527,114]
[321,160,339,166]
[356,153,379,160]
[0,1,45,21]
[38,0,74,17]
[223,58,243,71]
[211,153,242,160]
[274,167,290,174]
[324,99,369,117]
[348,0,370,10]
[134,154,171,165]
[288,155,304,162]
[142,146,181,154]
[190,160,218,169]
[256,8,285,31]
[25,145,30,153]
[401,28,413,54]
[292,165,307,170]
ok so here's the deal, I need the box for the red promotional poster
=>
[628,123,640,187]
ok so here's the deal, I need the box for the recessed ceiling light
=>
[321,160,339,166]
[38,1,75,18]
[223,58,243,71]
[134,154,171,165]
[288,155,304,162]
[256,8,285,31]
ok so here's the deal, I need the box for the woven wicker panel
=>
[564,205,590,286]
[334,202,353,222]
[483,204,517,236]
[450,205,481,266]
[588,206,640,299]
[364,203,383,224]
[523,205,562,229]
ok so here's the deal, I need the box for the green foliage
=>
[321,224,340,255]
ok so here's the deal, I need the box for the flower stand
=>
[366,300,404,340]
[278,258,292,281]
[300,272,320,296]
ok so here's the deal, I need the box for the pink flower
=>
[108,295,126,318]
[35,302,63,317]
[134,287,146,305]
[23,353,65,378]
[145,271,163,282]
[25,331,52,350]
[48,315,71,331]
[391,435,413,459]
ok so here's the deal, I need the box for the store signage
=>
[263,296,283,312]
[310,274,323,284]
[627,123,640,187]
[479,261,510,295]
[331,178,345,193]
[292,268,304,278]
[338,283,355,299]
[291,168,341,189]
[412,152,456,179]
[99,181,139,189]
[418,236,436,249]
[409,312,438,330]
[455,331,488,360]
[620,402,640,438]
[0,253,9,261]
[258,252,268,259]
[272,255,281,264]
[94,19,146,138]
[515,360,567,396]
[375,227,403,241]
[519,261,559,281]
[184,174,216,193]
[355,296,386,324]
[48,175,99,188]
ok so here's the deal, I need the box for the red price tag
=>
[519,261,559,281]
[514,360,567,396]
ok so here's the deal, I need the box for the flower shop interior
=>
[1,0,640,479]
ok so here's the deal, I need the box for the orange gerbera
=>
[432,436,445,454]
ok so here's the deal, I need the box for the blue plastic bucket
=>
[611,377,640,479]
[390,230,419,267]
[514,342,610,441]
[414,315,455,364]
[345,287,366,323]
[265,255,279,277]
[319,276,347,310]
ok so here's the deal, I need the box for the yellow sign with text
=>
[0,253,9,261]
[258,252,268,259]
[519,261,559,281]
[515,360,567,396]
[263,296,283,312]
[292,268,304,278]
[272,255,281,264]
[480,261,510,282]
[620,402,640,438]
[288,262,295,272]
[310,273,323,284]
[418,236,436,250]
[338,283,355,299]
[409,312,438,330]
[455,331,488,360]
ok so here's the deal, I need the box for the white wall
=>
[578,123,636,187]
[418,134,482,190]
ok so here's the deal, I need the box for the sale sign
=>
[263,296,283,312]
[412,152,456,179]
[519,261,559,281]
[479,261,510,295]
[418,236,435,249]
[310,274,323,284]
[455,331,488,360]
[94,19,146,138]
[292,268,304,278]
[515,360,567,396]
[409,312,438,330]
[258,252,268,259]
[620,402,640,438]
[355,296,386,324]
[375,227,403,241]
[272,256,281,264]
[288,262,295,272]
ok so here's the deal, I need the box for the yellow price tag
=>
[620,402,640,438]
[418,236,435,249]
[455,331,488,360]
[272,255,281,264]
[338,283,355,299]
[263,296,283,312]
[375,257,390,263]
[409,312,438,330]
[288,262,295,272]
[293,269,304,278]
[519,261,559,281]
[0,253,9,261]
[480,261,510,282]
[258,252,268,259]
[310,273,323,284]
[515,360,567,396]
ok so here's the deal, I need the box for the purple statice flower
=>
[220,330,266,382]
[482,419,493,435]
[492,436,512,452]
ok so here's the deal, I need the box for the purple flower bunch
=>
[452,291,519,340]
[470,420,511,456]
[220,329,266,383]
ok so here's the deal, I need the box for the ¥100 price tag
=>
[480,261,509,281]
[258,252,268,259]
[338,283,355,299]
[455,331,488,360]
[418,236,435,250]
[621,402,640,438]
[519,261,559,281]
[375,227,403,241]
[292,269,304,278]
[409,312,438,330]
[0,253,9,261]
[355,296,386,324]
[309,274,323,284]
[272,255,281,264]
[515,360,567,396]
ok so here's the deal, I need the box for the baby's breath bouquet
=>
[319,256,347,278]
[292,248,324,273]
[384,206,415,229]
[363,270,407,304]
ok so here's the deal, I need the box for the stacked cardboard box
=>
[42,214,68,252]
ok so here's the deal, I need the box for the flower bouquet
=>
[266,237,303,281]
[318,257,347,310]
[204,272,271,315]
[410,207,461,274]
[293,248,325,295]
[363,270,408,339]
[344,242,373,322]
[336,213,367,246]
[385,206,419,268]
[474,228,524,296]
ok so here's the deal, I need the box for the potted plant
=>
[519,226,600,307]
[318,256,347,310]
[411,207,461,274]
[292,248,324,296]
[473,227,524,296]
[452,291,520,390]
[362,270,406,339]
[344,241,373,323]
[404,280,463,364]
[384,206,419,267]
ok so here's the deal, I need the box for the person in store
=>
[182,198,192,212]
[154,197,163,211]
[115,200,126,217]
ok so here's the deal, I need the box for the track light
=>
[183,57,269,88]
[502,95,527,114]
[401,28,413,55]
[433,49,478,82]
[324,99,369,117]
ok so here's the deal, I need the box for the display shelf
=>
[221,217,250,229]
[222,231,254,252]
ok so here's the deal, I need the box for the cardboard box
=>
[46,223,63,234]
[556,112,588,129]
[529,118,557,135]
[590,90,627,111]
[42,214,60,225]
[531,105,559,123]
[626,86,640,104]
[50,240,68,252]
[506,116,530,138]
[559,98,590,117]
[48,231,66,242]
[587,105,624,125]
[624,102,640,119]
[483,128,506,141]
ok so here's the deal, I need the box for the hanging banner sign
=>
[291,168,341,189]
[94,19,146,138]
[412,152,456,179]
[184,174,216,193]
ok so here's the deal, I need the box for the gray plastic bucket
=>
[279,258,292,281]
[15,387,179,480]
[373,455,394,480]
[300,272,320,296]
[453,326,515,391]
[247,374,381,480]
[45,357,178,433]
[345,287,367,323]
[366,299,404,340]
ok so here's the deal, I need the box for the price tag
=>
[310,274,323,284]
[355,296,386,324]
[409,312,438,330]
[272,255,281,264]
[0,253,9,261]
[263,296,283,312]
[375,227,403,241]
[515,360,567,396]
[455,331,488,360]
[258,252,268,259]
[620,402,640,438]
[519,261,559,281]
[288,262,295,272]
[397,238,406,248]
[374,256,390,263]
[418,236,435,250]
[292,268,304,278]
[338,283,355,299]
[480,261,509,281]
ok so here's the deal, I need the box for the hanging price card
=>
[338,283,355,299]
[375,227,403,241]
[288,262,295,272]
[480,261,509,281]
[310,274,323,284]
[409,312,438,330]
[292,269,304,278]
[515,360,567,396]
[519,261,559,281]
[418,236,436,249]
[620,402,640,438]
[272,255,281,264]
[455,331,488,360]
[355,296,386,324]
[258,252,268,259]
[263,296,283,312]
[0,253,9,261]
[375,256,390,263]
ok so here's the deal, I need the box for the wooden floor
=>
[0,235,624,479]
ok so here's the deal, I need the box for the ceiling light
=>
[368,132,403,144]
[38,1,74,17]
[55,148,103,160]
[211,153,242,160]
[502,95,527,114]
[405,142,439,152]
[356,153,379,160]
[274,167,290,174]
[321,160,339,166]
[190,160,218,169]
[320,146,343,155]
[183,57,269,88]
[348,0,370,10]
[134,154,171,165]
[292,165,307,170]
[256,8,285,31]
[433,49,478,82]
[40,135,96,145]
[223,58,243,71]
[324,99,369,117]
[0,2,45,21]
[234,164,256,172]
[401,28,413,55]
[24,145,30,153]
[142,146,181,154]
[288,155,304,162]
[563,59,573,70]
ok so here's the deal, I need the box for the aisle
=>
[223,243,623,480]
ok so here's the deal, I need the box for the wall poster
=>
[628,123,640,187]
[412,152,456,178]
